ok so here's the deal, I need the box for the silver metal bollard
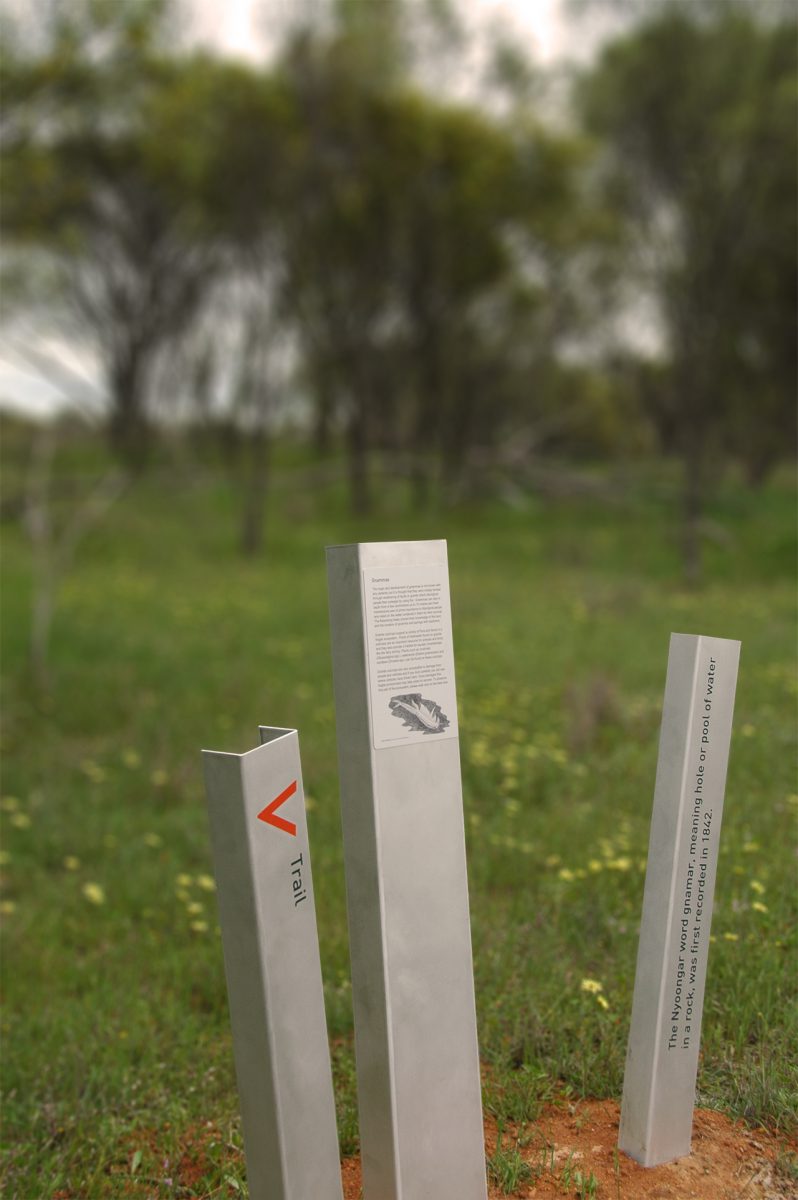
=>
[202,726,342,1200]
[619,633,740,1167]
[326,540,487,1200]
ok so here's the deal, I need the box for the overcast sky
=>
[187,0,581,66]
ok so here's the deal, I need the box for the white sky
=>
[187,0,580,66]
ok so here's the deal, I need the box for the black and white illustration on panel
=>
[389,693,450,735]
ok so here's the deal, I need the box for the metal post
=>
[326,540,487,1200]
[202,726,342,1200]
[619,634,741,1166]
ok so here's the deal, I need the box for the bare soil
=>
[342,1101,795,1200]
[51,1100,795,1198]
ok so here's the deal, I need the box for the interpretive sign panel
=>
[327,541,487,1200]
[202,727,342,1200]
[362,562,459,748]
[619,634,741,1167]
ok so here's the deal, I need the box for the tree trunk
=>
[240,427,270,556]
[313,377,336,457]
[109,355,149,470]
[27,426,56,693]
[743,449,774,491]
[681,436,703,588]
[346,401,371,516]
[410,455,431,511]
[441,381,476,501]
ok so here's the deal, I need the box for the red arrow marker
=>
[257,780,298,836]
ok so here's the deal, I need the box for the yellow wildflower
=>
[143,833,162,848]
[558,868,576,882]
[749,880,765,895]
[63,856,81,871]
[469,739,491,766]
[176,873,192,888]
[596,995,610,1011]
[742,841,760,853]
[10,814,31,829]
[187,901,203,915]
[608,857,632,872]
[0,900,16,915]
[196,875,216,892]
[751,901,768,914]
[723,932,739,942]
[580,979,603,994]
[190,920,209,933]
[150,770,168,788]
[740,724,755,738]
[81,760,106,783]
[82,882,105,905]
[122,749,141,769]
[588,860,603,873]
[0,797,20,812]
[545,854,561,867]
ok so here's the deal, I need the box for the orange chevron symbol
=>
[257,780,298,836]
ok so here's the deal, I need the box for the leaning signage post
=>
[326,540,487,1200]
[202,726,342,1200]
[619,633,741,1167]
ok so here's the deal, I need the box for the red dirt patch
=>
[46,1103,796,1199]
[342,1101,795,1200]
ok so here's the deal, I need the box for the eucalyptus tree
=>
[2,1,221,466]
[579,3,797,580]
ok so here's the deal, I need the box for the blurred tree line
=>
[1,0,795,575]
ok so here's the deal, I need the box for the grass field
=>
[1,442,796,1197]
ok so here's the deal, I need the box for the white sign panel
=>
[362,563,459,749]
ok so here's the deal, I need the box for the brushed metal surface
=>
[619,634,740,1167]
[202,727,342,1200]
[327,541,487,1200]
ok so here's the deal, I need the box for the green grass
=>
[1,443,796,1197]
[487,1122,533,1193]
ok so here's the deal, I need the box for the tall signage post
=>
[326,540,487,1200]
[202,726,342,1200]
[619,634,740,1167]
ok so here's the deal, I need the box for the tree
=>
[579,4,797,581]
